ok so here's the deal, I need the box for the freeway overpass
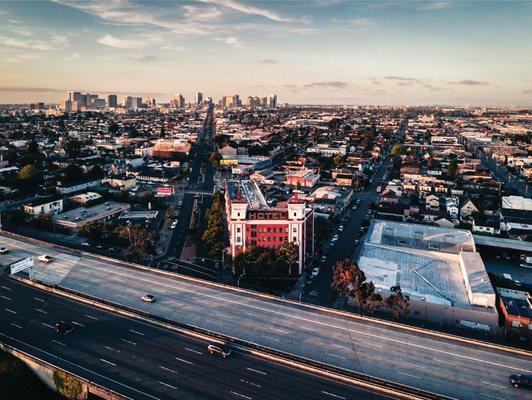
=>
[1,233,532,400]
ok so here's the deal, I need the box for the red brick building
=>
[497,288,532,344]
[225,180,314,274]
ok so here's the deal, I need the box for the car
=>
[0,247,9,255]
[38,255,53,263]
[352,205,357,210]
[354,239,360,245]
[177,201,183,207]
[320,255,327,263]
[356,199,361,204]
[338,225,344,232]
[81,242,90,247]
[207,343,231,358]
[332,234,339,241]
[55,321,73,335]
[170,220,178,229]
[311,267,320,278]
[141,294,155,303]
[509,374,532,389]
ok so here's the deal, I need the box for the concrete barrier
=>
[11,275,453,400]
[2,230,531,358]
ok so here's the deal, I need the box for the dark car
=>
[55,321,73,335]
[509,374,532,389]
[207,343,231,358]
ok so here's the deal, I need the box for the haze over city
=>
[1,0,531,106]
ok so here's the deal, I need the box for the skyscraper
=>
[171,94,185,108]
[107,94,118,108]
[269,94,277,108]
[195,92,203,106]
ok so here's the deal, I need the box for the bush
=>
[53,370,83,400]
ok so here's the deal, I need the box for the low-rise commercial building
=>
[53,201,130,230]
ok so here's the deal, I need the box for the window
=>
[398,239,407,246]
[293,227,297,232]
[293,212,297,217]
[428,243,439,250]
[236,227,241,233]
[236,236,241,243]
[237,212,241,217]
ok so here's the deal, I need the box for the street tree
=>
[382,285,410,319]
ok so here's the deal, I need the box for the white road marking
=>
[71,321,85,327]
[159,365,179,374]
[1,285,12,291]
[321,391,346,399]
[4,308,16,314]
[433,359,456,366]
[196,298,211,305]
[330,343,350,350]
[35,308,47,314]
[206,319,223,326]
[480,394,507,400]
[1,295,12,301]
[129,329,145,336]
[240,379,261,388]
[185,347,203,355]
[121,339,136,345]
[105,346,120,353]
[246,367,267,375]
[481,381,507,389]
[42,322,54,328]
[230,391,252,400]
[158,381,178,390]
[244,311,260,317]
[216,312,233,319]
[397,371,421,379]
[84,314,98,320]
[299,326,317,332]
[77,282,90,288]
[10,323,23,329]
[100,358,116,366]
[261,335,280,342]
[175,357,194,365]
[270,327,289,334]
[52,340,66,346]
[33,297,45,302]
[402,361,426,369]
[325,352,346,360]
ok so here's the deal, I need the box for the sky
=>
[0,0,531,106]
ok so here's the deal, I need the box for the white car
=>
[0,247,9,255]
[311,267,320,278]
[141,294,155,303]
[170,220,178,229]
[332,234,339,241]
[38,254,53,263]
[338,225,344,232]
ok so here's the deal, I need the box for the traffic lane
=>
[0,279,387,400]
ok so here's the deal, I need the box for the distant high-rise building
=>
[245,96,254,108]
[195,92,203,105]
[123,96,135,109]
[171,93,185,108]
[136,97,143,108]
[67,91,81,102]
[253,96,260,108]
[269,94,277,108]
[59,100,79,113]
[30,102,44,110]
[145,97,156,108]
[260,96,268,107]
[107,94,118,108]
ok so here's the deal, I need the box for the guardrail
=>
[0,341,129,400]
[10,275,454,400]
[2,230,531,358]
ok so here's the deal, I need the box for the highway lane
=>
[1,234,531,399]
[0,279,385,400]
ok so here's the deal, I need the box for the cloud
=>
[418,2,452,11]
[0,35,51,51]
[97,34,144,48]
[128,54,161,63]
[215,36,242,47]
[350,18,377,29]
[202,0,299,23]
[257,59,276,64]
[521,89,532,94]
[0,86,65,93]
[53,35,69,46]
[448,80,491,86]
[183,5,222,22]
[286,81,354,92]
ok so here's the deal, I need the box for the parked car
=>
[81,242,90,247]
[332,234,339,241]
[55,321,73,335]
[141,294,155,303]
[509,374,532,389]
[0,247,9,255]
[320,255,327,263]
[354,239,360,245]
[38,255,53,263]
[338,225,344,232]
[170,220,178,229]
[311,267,320,278]
[207,343,231,358]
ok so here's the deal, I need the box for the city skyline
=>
[0,1,532,106]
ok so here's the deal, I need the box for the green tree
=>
[209,150,222,170]
[61,139,82,158]
[116,224,156,262]
[18,164,39,182]
[447,160,458,180]
[53,370,82,400]
[390,144,407,156]
[108,121,119,135]
[280,241,299,274]
[332,154,344,168]
[382,285,410,319]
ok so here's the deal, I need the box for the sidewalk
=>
[286,271,307,300]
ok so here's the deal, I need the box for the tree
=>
[116,224,156,262]
[18,164,39,182]
[209,150,221,170]
[53,370,82,400]
[76,221,110,240]
[280,241,299,274]
[332,154,344,168]
[447,160,458,181]
[165,206,174,221]
[34,212,52,229]
[201,191,226,259]
[108,121,119,135]
[331,259,381,315]
[390,144,407,156]
[382,285,410,319]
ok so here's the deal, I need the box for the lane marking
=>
[206,319,223,326]
[240,379,261,388]
[403,361,426,369]
[1,285,12,291]
[321,391,346,399]
[1,295,12,301]
[397,371,421,379]
[261,335,280,342]
[216,313,233,319]
[10,323,23,329]
[159,365,179,374]
[129,329,145,336]
[52,339,66,346]
[325,352,346,360]
[42,322,54,328]
[481,381,507,389]
[33,297,45,302]
[185,347,203,355]
[244,311,260,317]
[71,321,85,327]
[330,343,350,350]
[105,346,120,353]
[175,357,194,365]
[246,367,267,375]
[35,308,47,314]
[158,381,178,390]
[480,394,506,400]
[121,339,136,345]
[84,314,98,320]
[433,359,456,366]
[4,308,17,314]
[230,391,252,400]
[0,332,161,400]
[100,358,116,366]
[270,327,289,334]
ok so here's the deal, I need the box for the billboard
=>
[157,186,175,196]
[10,257,34,275]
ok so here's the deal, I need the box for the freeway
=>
[1,234,531,399]
[0,279,384,400]
[481,155,529,197]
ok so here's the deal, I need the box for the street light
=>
[237,270,246,288]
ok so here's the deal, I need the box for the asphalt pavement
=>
[0,278,384,400]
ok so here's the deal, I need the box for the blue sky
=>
[0,0,531,106]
